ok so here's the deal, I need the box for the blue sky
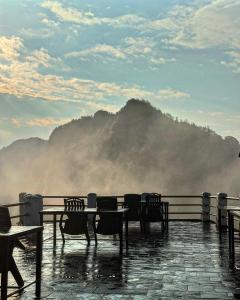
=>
[0,0,240,148]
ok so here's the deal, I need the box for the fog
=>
[0,99,239,205]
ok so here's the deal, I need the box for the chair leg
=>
[60,230,65,244]
[140,220,143,233]
[92,217,98,244]
[9,257,24,287]
[85,229,90,246]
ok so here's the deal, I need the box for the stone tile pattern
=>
[8,222,240,299]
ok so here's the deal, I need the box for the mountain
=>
[0,99,239,204]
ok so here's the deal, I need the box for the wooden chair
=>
[59,198,90,245]
[93,197,122,247]
[123,194,142,231]
[0,206,24,287]
[142,193,164,232]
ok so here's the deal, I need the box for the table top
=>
[40,207,129,215]
[0,226,43,239]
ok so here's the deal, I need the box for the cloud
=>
[10,117,71,127]
[221,51,240,73]
[0,35,189,113]
[156,89,190,100]
[155,1,240,50]
[41,0,145,28]
[0,36,23,61]
[26,48,62,67]
[66,44,126,59]
[65,37,175,66]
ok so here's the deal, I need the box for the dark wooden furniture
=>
[141,194,168,232]
[59,198,90,245]
[0,226,43,300]
[123,194,142,231]
[94,197,123,250]
[40,207,129,253]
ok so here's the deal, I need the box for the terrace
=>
[3,193,240,299]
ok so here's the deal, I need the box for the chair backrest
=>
[64,198,85,211]
[96,197,117,210]
[144,193,162,221]
[0,206,11,228]
[95,197,120,235]
[124,194,141,221]
[146,193,161,206]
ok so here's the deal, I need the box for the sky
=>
[0,0,240,148]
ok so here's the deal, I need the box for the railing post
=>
[202,192,211,222]
[217,193,228,231]
[19,193,43,226]
[87,193,97,208]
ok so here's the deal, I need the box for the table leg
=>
[1,238,9,300]
[228,211,232,257]
[53,214,57,248]
[218,208,222,240]
[40,213,43,226]
[231,214,235,261]
[125,212,128,251]
[119,215,123,255]
[36,230,43,299]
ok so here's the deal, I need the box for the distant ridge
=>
[0,99,239,203]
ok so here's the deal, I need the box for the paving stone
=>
[7,221,240,299]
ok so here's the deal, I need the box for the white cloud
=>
[66,44,126,59]
[221,51,240,73]
[156,1,240,50]
[41,1,145,28]
[10,117,71,127]
[0,36,189,113]
[156,88,190,100]
[0,36,23,61]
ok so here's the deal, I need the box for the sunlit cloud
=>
[66,44,126,59]
[0,36,23,61]
[41,0,145,28]
[0,35,187,112]
[10,117,71,127]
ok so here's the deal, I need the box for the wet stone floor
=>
[8,221,240,299]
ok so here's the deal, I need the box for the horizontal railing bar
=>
[3,202,28,208]
[10,214,27,219]
[168,204,201,207]
[42,195,88,199]
[162,195,202,198]
[226,197,239,201]
[42,195,206,199]
[168,212,201,215]
[43,204,65,207]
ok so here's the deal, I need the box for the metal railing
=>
[2,202,28,221]
[42,194,208,221]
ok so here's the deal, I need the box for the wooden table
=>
[40,208,129,252]
[0,226,43,300]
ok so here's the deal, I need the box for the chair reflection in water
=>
[0,206,25,288]
[123,194,142,231]
[93,197,123,248]
[59,198,90,245]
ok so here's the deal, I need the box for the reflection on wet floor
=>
[9,221,240,299]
